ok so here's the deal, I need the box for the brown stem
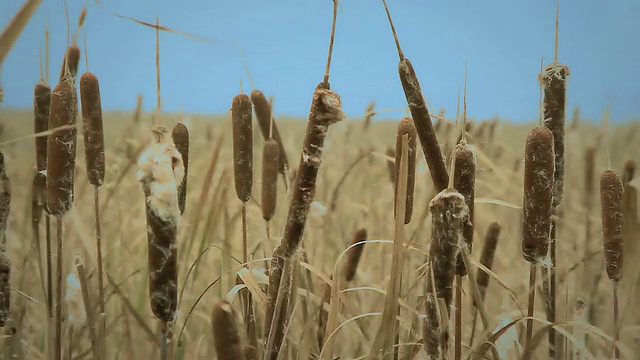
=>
[613,283,620,359]
[55,216,63,360]
[46,214,52,318]
[526,263,537,351]
[455,275,462,360]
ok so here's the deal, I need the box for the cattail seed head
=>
[232,94,253,203]
[475,222,501,305]
[34,81,51,172]
[0,252,10,327]
[211,300,244,360]
[243,345,257,360]
[623,160,636,184]
[522,127,555,263]
[137,126,183,322]
[0,153,10,246]
[394,117,417,224]
[584,146,596,207]
[250,89,289,175]
[540,62,570,207]
[343,228,367,282]
[59,44,80,83]
[171,122,189,215]
[262,139,279,221]
[79,72,105,187]
[453,143,477,276]
[398,58,449,191]
[46,80,78,216]
[600,169,624,282]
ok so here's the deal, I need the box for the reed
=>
[211,300,244,360]
[394,117,416,224]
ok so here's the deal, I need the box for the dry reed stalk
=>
[343,228,367,282]
[171,122,189,215]
[394,117,417,224]
[572,299,587,360]
[137,126,183,324]
[424,189,468,359]
[262,139,279,222]
[59,44,80,83]
[381,0,449,191]
[623,160,635,184]
[469,222,501,346]
[34,81,51,172]
[211,300,244,360]
[0,0,42,64]
[251,89,288,175]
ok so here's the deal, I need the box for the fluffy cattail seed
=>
[34,81,51,172]
[262,139,279,221]
[80,72,105,187]
[171,122,189,215]
[46,80,78,216]
[343,228,367,282]
[211,300,244,360]
[394,117,416,224]
[522,127,555,263]
[232,94,253,203]
[600,170,624,282]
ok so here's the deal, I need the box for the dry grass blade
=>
[0,0,42,64]
[113,13,216,43]
[80,72,105,186]
[171,122,189,215]
[232,94,253,204]
[211,300,245,360]
[394,117,416,224]
[34,81,51,171]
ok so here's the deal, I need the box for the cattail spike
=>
[601,170,624,282]
[232,94,253,203]
[251,90,289,175]
[394,117,416,224]
[59,44,80,83]
[453,143,476,276]
[475,222,501,304]
[80,72,105,187]
[211,300,244,360]
[34,81,51,172]
[343,228,367,282]
[262,139,279,221]
[171,122,189,215]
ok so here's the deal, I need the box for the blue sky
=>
[1,1,639,122]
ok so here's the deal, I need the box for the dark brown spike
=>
[600,170,624,282]
[59,44,80,83]
[475,222,501,304]
[34,81,51,171]
[522,127,555,263]
[80,72,105,187]
[211,300,244,360]
[0,153,10,249]
[46,80,78,216]
[453,143,476,276]
[232,94,253,203]
[623,159,635,184]
[171,122,189,215]
[262,139,279,221]
[343,228,367,282]
[394,117,417,224]
[250,89,289,174]
[0,252,10,327]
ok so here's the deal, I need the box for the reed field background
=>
[0,1,639,359]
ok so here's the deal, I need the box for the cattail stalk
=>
[264,246,291,360]
[600,169,624,358]
[394,117,416,224]
[211,300,244,360]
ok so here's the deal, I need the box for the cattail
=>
[264,245,286,334]
[211,300,244,360]
[280,83,343,256]
[264,246,290,359]
[34,81,51,171]
[385,146,396,186]
[475,222,501,303]
[623,160,635,184]
[540,63,569,207]
[232,94,253,203]
[171,122,189,215]
[584,147,596,206]
[262,139,279,221]
[343,228,367,282]
[243,345,257,360]
[453,143,476,276]
[59,44,80,83]
[424,189,469,358]
[0,252,9,327]
[394,117,416,224]
[46,80,78,216]
[79,72,105,187]
[0,154,10,248]
[600,170,624,282]
[137,126,184,322]
[250,90,288,175]
[522,127,555,263]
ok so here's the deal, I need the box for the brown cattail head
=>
[385,146,396,186]
[600,169,624,282]
[394,117,417,224]
[171,122,189,215]
[623,160,636,184]
[343,228,367,282]
[0,252,10,327]
[0,153,10,246]
[34,81,51,172]
[59,44,80,83]
[429,189,468,307]
[79,72,105,187]
[137,126,184,322]
[243,345,257,360]
[31,172,46,232]
[584,146,596,207]
[453,143,477,276]
[211,300,244,360]
[522,127,555,263]
[262,139,279,221]
[232,94,253,203]
[475,222,501,305]
[280,85,343,256]
[540,62,570,207]
[250,90,289,175]
[46,80,78,216]
[398,58,449,192]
